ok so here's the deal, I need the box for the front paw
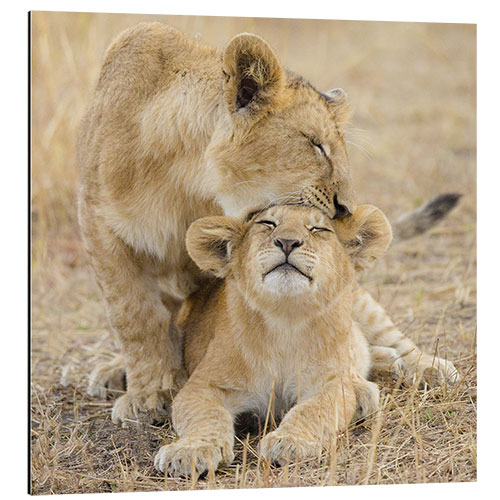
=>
[87,356,127,399]
[110,365,187,425]
[353,378,380,422]
[111,389,175,425]
[154,438,234,477]
[259,430,321,466]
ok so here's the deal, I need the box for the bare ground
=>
[30,11,476,494]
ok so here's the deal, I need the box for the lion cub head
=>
[186,204,392,313]
[207,33,356,220]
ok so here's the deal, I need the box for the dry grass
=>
[30,11,476,494]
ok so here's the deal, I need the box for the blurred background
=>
[31,11,476,493]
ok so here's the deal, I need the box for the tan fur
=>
[78,23,358,422]
[352,287,459,386]
[154,204,391,476]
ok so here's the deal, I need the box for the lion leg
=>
[259,376,357,466]
[353,287,459,386]
[81,214,186,425]
[154,378,235,477]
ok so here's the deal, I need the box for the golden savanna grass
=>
[30,11,476,494]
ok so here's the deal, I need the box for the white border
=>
[22,0,480,22]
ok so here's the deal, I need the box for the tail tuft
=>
[392,193,461,243]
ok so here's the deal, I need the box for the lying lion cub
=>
[154,203,402,476]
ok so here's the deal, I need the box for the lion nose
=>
[333,193,352,220]
[274,238,303,257]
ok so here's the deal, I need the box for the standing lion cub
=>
[78,23,357,424]
[155,203,419,476]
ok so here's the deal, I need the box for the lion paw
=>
[154,439,234,477]
[412,355,460,387]
[353,378,380,422]
[369,345,405,379]
[259,431,320,466]
[111,389,175,425]
[87,356,127,399]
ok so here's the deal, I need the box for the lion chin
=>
[262,263,312,296]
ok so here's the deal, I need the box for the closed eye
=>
[309,226,332,233]
[312,140,327,157]
[256,220,277,229]
[301,132,328,158]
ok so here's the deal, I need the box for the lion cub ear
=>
[222,33,285,118]
[186,216,243,278]
[335,205,393,271]
[323,88,351,122]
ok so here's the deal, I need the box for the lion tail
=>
[391,193,461,243]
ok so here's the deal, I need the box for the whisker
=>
[220,179,260,193]
[345,140,372,160]
[314,254,351,287]
[265,189,306,208]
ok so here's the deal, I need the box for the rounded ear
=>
[186,216,243,278]
[323,87,350,122]
[222,33,285,118]
[335,205,393,271]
